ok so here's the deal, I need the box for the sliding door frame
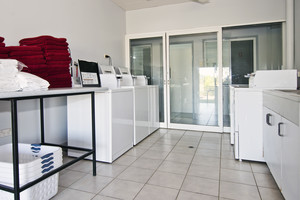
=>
[125,32,168,128]
[166,27,224,132]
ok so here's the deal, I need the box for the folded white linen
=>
[0,59,26,76]
[17,72,49,91]
[0,75,21,92]
[0,72,49,92]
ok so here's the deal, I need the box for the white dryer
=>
[67,63,134,163]
[117,67,159,145]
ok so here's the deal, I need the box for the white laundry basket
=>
[0,143,62,200]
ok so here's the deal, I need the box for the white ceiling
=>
[111,0,208,11]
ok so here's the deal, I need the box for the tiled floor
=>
[51,129,285,200]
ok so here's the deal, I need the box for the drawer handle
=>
[278,122,284,136]
[266,113,272,126]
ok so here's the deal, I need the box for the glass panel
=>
[169,32,218,126]
[222,22,283,127]
[130,37,165,122]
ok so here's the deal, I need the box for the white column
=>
[285,0,294,69]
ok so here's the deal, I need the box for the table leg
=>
[11,99,20,200]
[91,93,97,176]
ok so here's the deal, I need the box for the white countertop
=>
[263,90,300,126]
[264,90,300,102]
[0,87,109,99]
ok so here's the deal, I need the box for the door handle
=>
[266,113,272,126]
[278,122,284,136]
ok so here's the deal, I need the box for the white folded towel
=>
[17,72,50,91]
[0,72,50,92]
[0,59,26,77]
[0,76,21,92]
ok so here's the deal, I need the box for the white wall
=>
[126,0,285,34]
[295,0,300,71]
[0,0,125,66]
[0,0,126,144]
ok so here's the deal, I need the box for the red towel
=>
[0,43,5,47]
[0,37,4,43]
[44,40,68,46]
[48,80,71,84]
[9,51,43,56]
[44,50,69,54]
[10,55,45,60]
[24,64,48,70]
[22,68,48,73]
[13,58,46,65]
[48,68,70,75]
[49,80,71,85]
[46,60,70,65]
[45,52,70,57]
[19,35,67,45]
[0,47,9,54]
[48,73,72,88]
[49,83,72,88]
[0,54,9,58]
[43,45,68,51]
[48,73,70,78]
[45,55,71,61]
[47,64,70,68]
[31,72,48,79]
[47,74,71,82]
[7,46,42,52]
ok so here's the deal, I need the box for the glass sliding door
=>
[222,22,283,130]
[127,35,167,126]
[167,29,223,131]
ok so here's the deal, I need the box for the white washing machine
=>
[67,64,134,163]
[117,67,159,145]
[230,70,298,162]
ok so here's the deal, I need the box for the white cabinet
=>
[281,117,300,200]
[132,85,159,145]
[67,89,134,163]
[263,107,283,188]
[148,85,159,134]
[263,91,300,200]
[233,88,264,161]
[134,86,149,145]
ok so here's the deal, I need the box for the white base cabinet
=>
[67,89,134,163]
[263,107,283,188]
[232,87,264,161]
[263,91,300,200]
[148,85,159,135]
[133,85,159,145]
[134,86,149,145]
[281,117,300,200]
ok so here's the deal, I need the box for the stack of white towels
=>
[0,59,50,92]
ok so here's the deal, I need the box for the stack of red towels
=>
[0,36,9,58]
[19,35,72,88]
[7,46,47,79]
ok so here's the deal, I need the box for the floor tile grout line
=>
[175,131,204,199]
[55,129,282,200]
[120,130,172,198]
[218,132,224,199]
[250,160,263,200]
[89,133,158,200]
[131,129,184,199]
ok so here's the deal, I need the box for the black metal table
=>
[0,87,106,200]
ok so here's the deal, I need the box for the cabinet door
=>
[281,117,300,200]
[263,107,282,188]
[134,87,149,144]
[236,91,264,161]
